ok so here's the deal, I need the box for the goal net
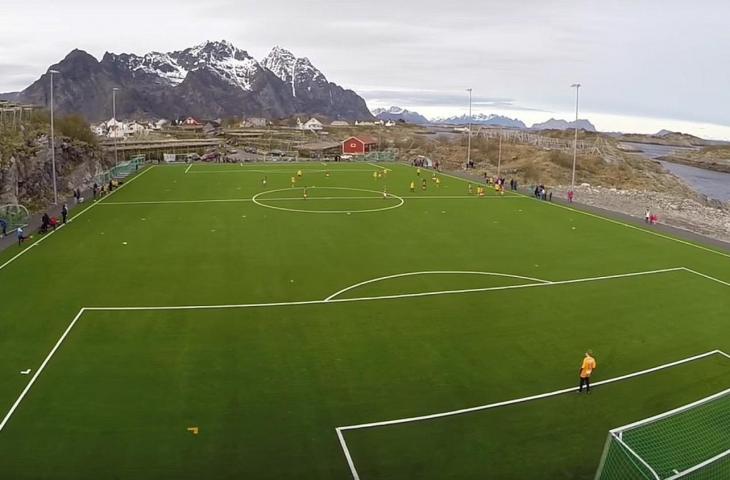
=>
[0,204,30,231]
[595,387,730,479]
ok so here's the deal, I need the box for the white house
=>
[125,121,151,136]
[299,117,324,131]
[330,120,349,127]
[105,118,125,139]
[385,120,396,127]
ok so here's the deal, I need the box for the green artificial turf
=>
[0,162,729,479]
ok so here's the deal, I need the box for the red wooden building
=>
[342,135,378,155]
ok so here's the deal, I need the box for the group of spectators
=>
[534,185,553,202]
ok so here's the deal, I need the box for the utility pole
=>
[466,88,473,167]
[570,83,581,195]
[497,129,503,179]
[49,70,60,205]
[113,87,120,166]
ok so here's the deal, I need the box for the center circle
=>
[252,187,405,214]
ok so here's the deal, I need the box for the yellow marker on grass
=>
[187,427,199,435]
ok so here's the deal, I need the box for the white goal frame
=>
[595,386,730,480]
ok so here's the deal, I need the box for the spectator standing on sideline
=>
[17,226,27,246]
[645,208,651,224]
[62,204,69,224]
[93,183,99,199]
[568,191,574,203]
[0,218,7,237]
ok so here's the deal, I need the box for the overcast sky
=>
[2,0,730,138]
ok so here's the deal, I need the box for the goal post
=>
[595,387,730,479]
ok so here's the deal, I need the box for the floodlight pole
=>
[466,88,472,167]
[113,87,120,166]
[49,69,60,205]
[570,83,581,195]
[497,129,503,179]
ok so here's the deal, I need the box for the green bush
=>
[56,114,97,145]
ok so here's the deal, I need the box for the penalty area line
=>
[335,349,730,480]
[0,308,86,432]
[184,163,192,174]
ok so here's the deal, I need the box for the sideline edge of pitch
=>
[0,165,155,274]
[431,165,730,260]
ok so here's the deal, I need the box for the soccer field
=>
[1,161,729,479]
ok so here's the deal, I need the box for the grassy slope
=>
[0,162,728,479]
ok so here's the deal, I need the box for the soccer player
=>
[373,171,378,180]
[410,181,415,192]
[435,177,441,188]
[262,176,268,187]
[297,169,303,177]
[416,167,421,176]
[421,178,427,191]
[303,186,308,200]
[291,176,296,188]
[578,351,597,393]
[468,183,473,195]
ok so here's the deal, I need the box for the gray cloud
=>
[2,0,729,134]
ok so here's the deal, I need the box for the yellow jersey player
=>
[410,181,415,192]
[373,171,378,180]
[291,176,296,187]
[468,183,473,194]
[262,176,268,187]
[435,177,441,188]
[303,186,308,200]
[417,167,421,176]
[297,169,303,177]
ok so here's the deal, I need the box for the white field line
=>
[0,308,86,432]
[336,428,361,480]
[611,384,730,434]
[96,195,523,206]
[324,271,551,302]
[368,162,386,170]
[337,349,727,432]
[0,166,154,274]
[681,267,730,288]
[187,169,378,174]
[665,447,730,480]
[336,349,730,480]
[184,163,192,174]
[430,165,730,260]
[82,267,684,312]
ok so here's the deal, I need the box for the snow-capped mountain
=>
[530,118,596,132]
[371,106,429,124]
[435,113,526,129]
[16,41,373,121]
[262,46,327,96]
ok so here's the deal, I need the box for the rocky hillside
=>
[0,118,110,209]
[13,41,373,122]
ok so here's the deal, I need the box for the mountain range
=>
[4,40,373,122]
[530,118,596,132]
[372,106,429,124]
[433,113,527,129]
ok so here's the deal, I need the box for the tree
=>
[55,114,97,145]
